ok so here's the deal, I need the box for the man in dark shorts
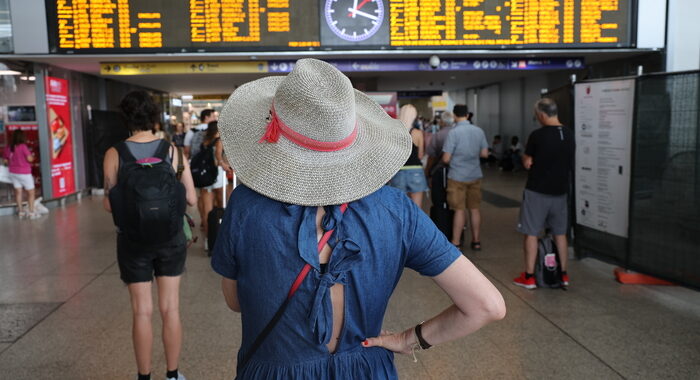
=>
[513,98,575,289]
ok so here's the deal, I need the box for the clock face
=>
[324,0,384,42]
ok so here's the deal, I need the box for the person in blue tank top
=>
[211,59,506,379]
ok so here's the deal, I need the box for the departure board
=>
[46,0,633,53]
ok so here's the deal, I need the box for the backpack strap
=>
[153,139,171,160]
[175,147,184,180]
[114,141,137,163]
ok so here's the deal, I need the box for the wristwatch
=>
[414,322,432,350]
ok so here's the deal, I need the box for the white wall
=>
[499,79,524,141]
[444,89,466,113]
[636,0,667,49]
[474,84,500,140]
[522,75,549,137]
[666,0,700,71]
[460,72,566,147]
[10,0,49,54]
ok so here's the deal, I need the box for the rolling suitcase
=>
[429,166,453,242]
[207,172,235,256]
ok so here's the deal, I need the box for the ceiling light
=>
[181,94,193,100]
[19,75,28,80]
[0,63,22,76]
[28,75,36,81]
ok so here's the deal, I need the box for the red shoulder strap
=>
[238,203,350,372]
[287,203,349,299]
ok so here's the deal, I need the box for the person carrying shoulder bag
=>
[211,59,506,379]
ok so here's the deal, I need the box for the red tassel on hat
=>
[259,113,281,143]
[257,102,358,151]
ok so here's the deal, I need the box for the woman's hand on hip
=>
[363,328,415,355]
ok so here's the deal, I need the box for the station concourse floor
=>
[1,168,699,380]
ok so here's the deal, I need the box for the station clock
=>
[324,0,385,42]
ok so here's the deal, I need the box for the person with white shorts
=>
[2,130,40,219]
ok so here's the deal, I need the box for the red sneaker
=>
[562,274,569,286]
[513,272,536,289]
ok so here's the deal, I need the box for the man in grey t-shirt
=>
[442,105,489,250]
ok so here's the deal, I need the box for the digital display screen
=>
[7,106,37,122]
[46,0,633,53]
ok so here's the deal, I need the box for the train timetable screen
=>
[46,0,633,53]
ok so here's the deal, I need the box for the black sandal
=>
[470,241,482,251]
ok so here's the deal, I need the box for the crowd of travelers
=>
[97,58,576,380]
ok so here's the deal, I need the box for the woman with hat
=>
[211,59,505,379]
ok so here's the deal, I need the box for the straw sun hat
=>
[218,58,411,206]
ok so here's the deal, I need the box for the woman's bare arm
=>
[172,146,197,206]
[221,278,240,312]
[215,139,231,172]
[411,129,424,160]
[364,255,505,353]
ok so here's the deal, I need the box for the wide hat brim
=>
[219,76,412,206]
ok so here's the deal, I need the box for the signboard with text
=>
[101,58,585,76]
[45,76,75,197]
[47,0,633,53]
[574,79,635,238]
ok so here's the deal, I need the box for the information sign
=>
[47,0,632,53]
[101,57,584,75]
[574,79,635,238]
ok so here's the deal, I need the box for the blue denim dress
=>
[211,185,460,379]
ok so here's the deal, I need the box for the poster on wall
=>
[574,79,635,238]
[45,76,75,197]
[5,124,41,191]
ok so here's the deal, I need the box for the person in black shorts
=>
[513,98,575,289]
[103,91,197,380]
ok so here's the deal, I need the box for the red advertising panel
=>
[5,124,41,191]
[45,76,75,197]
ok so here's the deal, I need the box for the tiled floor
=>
[0,168,699,379]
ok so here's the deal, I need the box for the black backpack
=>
[535,234,565,289]
[109,140,186,244]
[190,138,218,188]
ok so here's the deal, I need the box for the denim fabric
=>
[388,168,429,193]
[211,185,460,379]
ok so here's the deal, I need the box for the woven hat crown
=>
[273,59,356,143]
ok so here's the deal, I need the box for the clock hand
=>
[349,0,358,18]
[356,0,371,11]
[347,7,378,21]
[348,0,372,18]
